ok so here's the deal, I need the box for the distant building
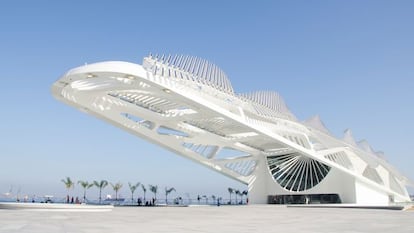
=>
[52,54,412,205]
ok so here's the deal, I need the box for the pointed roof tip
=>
[343,128,357,146]
[357,139,375,154]
[375,151,386,160]
[305,115,322,123]
[303,115,331,134]
[306,115,322,124]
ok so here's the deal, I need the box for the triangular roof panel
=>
[343,129,357,146]
[303,115,331,135]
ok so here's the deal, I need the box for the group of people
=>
[136,197,156,206]
[66,195,81,204]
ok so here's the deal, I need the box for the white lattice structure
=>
[52,54,412,205]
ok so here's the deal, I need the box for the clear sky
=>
[1,0,413,200]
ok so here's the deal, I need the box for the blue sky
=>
[1,1,413,200]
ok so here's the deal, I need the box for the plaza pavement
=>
[0,205,413,233]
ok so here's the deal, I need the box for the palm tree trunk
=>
[99,188,102,204]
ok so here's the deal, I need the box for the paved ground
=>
[0,205,413,233]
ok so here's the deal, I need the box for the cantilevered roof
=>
[51,54,412,202]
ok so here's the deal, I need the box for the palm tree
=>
[227,187,234,204]
[238,191,244,204]
[202,195,208,204]
[165,187,176,205]
[128,182,140,204]
[141,184,147,202]
[110,182,123,200]
[235,190,240,204]
[77,180,93,203]
[93,180,108,204]
[149,185,158,204]
[242,190,248,204]
[211,195,216,205]
[61,177,74,203]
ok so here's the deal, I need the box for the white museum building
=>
[52,54,412,205]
